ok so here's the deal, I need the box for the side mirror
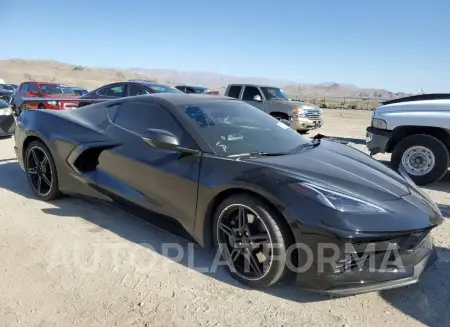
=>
[253,95,262,102]
[141,128,199,155]
[141,128,180,150]
[30,90,39,95]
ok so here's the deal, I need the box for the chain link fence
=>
[290,96,396,110]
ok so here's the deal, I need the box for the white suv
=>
[366,94,450,185]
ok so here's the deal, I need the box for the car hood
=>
[248,140,411,202]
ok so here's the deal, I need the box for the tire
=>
[297,130,308,135]
[391,134,450,185]
[24,140,62,201]
[38,104,45,109]
[212,194,292,288]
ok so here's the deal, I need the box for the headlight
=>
[0,107,12,116]
[291,182,387,214]
[47,101,57,106]
[372,118,387,130]
[292,108,307,118]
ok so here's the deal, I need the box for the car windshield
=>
[260,87,290,100]
[181,101,310,156]
[149,85,182,93]
[40,84,76,95]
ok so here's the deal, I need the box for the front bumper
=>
[291,118,323,131]
[292,228,437,296]
[366,126,392,155]
[0,113,15,136]
[318,246,437,295]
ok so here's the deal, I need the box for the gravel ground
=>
[0,109,449,327]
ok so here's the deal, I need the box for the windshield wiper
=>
[288,139,321,154]
[228,151,288,158]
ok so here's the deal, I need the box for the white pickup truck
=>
[366,94,450,185]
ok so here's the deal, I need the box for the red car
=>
[13,81,79,114]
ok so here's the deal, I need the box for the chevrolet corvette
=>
[14,94,442,294]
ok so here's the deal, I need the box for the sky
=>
[1,0,449,93]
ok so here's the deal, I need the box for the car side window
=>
[175,86,186,92]
[185,88,195,94]
[242,86,262,101]
[112,101,198,149]
[227,86,242,99]
[21,83,30,92]
[129,84,151,96]
[97,84,126,97]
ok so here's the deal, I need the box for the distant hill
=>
[0,59,411,99]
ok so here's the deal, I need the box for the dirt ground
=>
[1,109,450,327]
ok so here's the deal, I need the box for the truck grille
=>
[306,110,321,119]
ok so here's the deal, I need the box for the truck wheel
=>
[392,134,450,185]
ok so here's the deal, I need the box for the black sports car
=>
[14,94,442,295]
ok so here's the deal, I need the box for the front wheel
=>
[24,140,61,201]
[392,134,450,185]
[212,194,292,288]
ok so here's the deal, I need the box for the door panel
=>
[95,102,201,233]
[26,83,40,109]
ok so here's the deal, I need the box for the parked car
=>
[14,93,442,295]
[77,80,182,107]
[0,85,14,104]
[70,86,90,96]
[175,85,219,95]
[0,99,15,136]
[366,93,450,185]
[224,84,323,133]
[12,81,79,115]
[0,83,18,93]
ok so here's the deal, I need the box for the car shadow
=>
[423,172,450,193]
[380,246,450,327]
[0,159,330,303]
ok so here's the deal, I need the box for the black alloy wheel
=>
[25,141,61,201]
[213,194,292,288]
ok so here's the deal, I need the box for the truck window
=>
[227,86,242,99]
[21,83,30,92]
[242,86,262,101]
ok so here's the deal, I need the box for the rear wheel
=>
[212,194,292,288]
[24,140,61,201]
[392,134,450,185]
[38,104,45,109]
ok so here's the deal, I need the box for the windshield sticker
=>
[216,141,227,152]
[184,106,215,126]
[277,122,289,129]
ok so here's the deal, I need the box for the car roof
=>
[21,81,67,85]
[119,93,234,105]
[228,84,278,88]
